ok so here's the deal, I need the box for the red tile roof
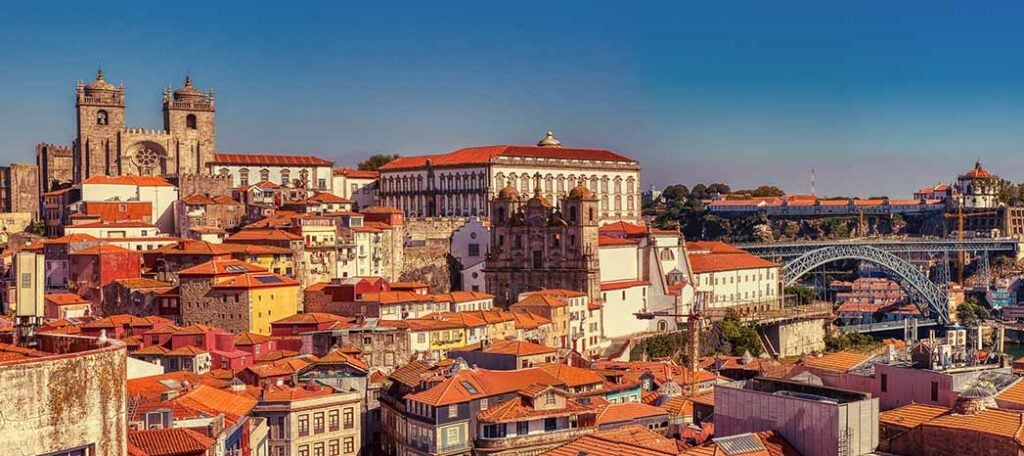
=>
[511,294,567,309]
[71,244,138,255]
[459,339,557,356]
[261,383,336,402]
[178,259,267,276]
[213,272,299,289]
[596,402,669,425]
[67,220,157,229]
[44,293,90,306]
[309,191,351,203]
[688,250,778,273]
[211,153,333,166]
[271,312,354,326]
[379,145,635,171]
[333,167,380,178]
[128,428,215,456]
[599,221,648,236]
[82,201,152,223]
[405,367,566,406]
[600,279,650,291]
[226,229,302,242]
[43,233,101,244]
[82,175,175,187]
[599,236,639,246]
[544,425,683,456]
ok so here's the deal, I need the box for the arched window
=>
[569,206,578,223]
[259,168,270,182]
[218,168,229,176]
[521,175,530,192]
[186,114,197,129]
[280,169,291,186]
[658,320,668,331]
[588,207,595,222]
[299,169,309,187]
[238,168,250,186]
[96,110,108,125]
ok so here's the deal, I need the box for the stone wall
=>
[177,173,234,198]
[401,239,457,293]
[2,163,41,218]
[762,318,828,357]
[404,217,469,241]
[37,143,74,192]
[0,334,127,456]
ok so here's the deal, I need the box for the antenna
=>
[810,168,816,196]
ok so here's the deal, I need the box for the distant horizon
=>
[5,2,1024,197]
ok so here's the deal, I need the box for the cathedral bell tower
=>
[75,69,125,181]
[164,76,216,176]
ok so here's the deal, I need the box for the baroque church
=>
[40,70,217,187]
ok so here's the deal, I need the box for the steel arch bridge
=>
[783,244,950,324]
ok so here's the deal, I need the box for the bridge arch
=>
[783,244,949,323]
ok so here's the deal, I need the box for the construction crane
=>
[943,206,1000,286]
[636,291,708,395]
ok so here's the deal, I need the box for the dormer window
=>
[97,110,109,125]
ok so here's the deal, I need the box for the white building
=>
[686,241,780,312]
[957,160,999,209]
[449,218,490,292]
[79,175,179,234]
[209,153,334,192]
[332,168,379,209]
[377,132,641,223]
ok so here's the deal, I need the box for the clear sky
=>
[4,1,1024,197]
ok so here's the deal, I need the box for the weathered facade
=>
[0,163,41,218]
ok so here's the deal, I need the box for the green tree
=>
[706,183,732,195]
[358,153,400,171]
[785,285,814,305]
[631,332,687,361]
[957,298,991,325]
[718,311,764,357]
[662,184,690,202]
[825,333,875,351]
[748,185,785,197]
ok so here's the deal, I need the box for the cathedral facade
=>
[39,70,217,188]
[484,181,602,306]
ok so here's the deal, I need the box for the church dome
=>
[963,160,992,179]
[527,192,552,208]
[173,76,205,100]
[537,130,562,148]
[567,184,594,199]
[497,185,519,200]
[84,69,116,93]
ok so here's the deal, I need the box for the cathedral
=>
[484,179,602,306]
[39,70,217,189]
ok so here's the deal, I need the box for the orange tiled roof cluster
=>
[598,236,639,246]
[178,258,267,276]
[404,362,608,407]
[458,339,557,357]
[378,145,635,172]
[879,403,950,430]
[82,175,175,187]
[128,428,215,456]
[511,293,568,309]
[478,389,595,423]
[333,167,380,178]
[260,382,336,402]
[544,425,684,456]
[681,430,799,455]
[800,351,874,373]
[213,272,299,289]
[182,193,241,206]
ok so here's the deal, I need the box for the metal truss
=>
[738,238,1018,259]
[783,244,950,323]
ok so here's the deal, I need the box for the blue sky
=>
[3,1,1024,196]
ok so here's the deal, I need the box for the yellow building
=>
[223,243,298,278]
[179,258,300,335]
[386,318,469,360]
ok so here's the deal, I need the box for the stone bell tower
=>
[75,69,126,181]
[164,76,216,176]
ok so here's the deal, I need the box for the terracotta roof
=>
[271,312,354,326]
[599,221,648,236]
[404,367,564,406]
[309,192,351,203]
[379,145,635,171]
[800,351,873,372]
[128,428,216,456]
[214,272,299,289]
[115,278,173,289]
[178,259,267,276]
[43,293,90,306]
[997,379,1024,407]
[526,289,587,299]
[315,348,369,372]
[167,346,208,356]
[544,425,684,456]
[361,291,434,304]
[511,294,567,309]
[71,243,137,255]
[82,175,175,187]
[261,383,336,401]
[175,384,257,424]
[389,360,436,387]
[478,392,594,423]
[432,291,495,303]
[511,311,552,329]
[333,167,380,178]
[182,193,241,205]
[924,408,1024,438]
[211,153,333,166]
[82,314,154,329]
[226,229,302,242]
[600,279,650,291]
[686,241,747,254]
[879,403,950,430]
[681,430,799,456]
[599,236,639,246]
[596,402,669,425]
[538,363,606,387]
[688,250,778,274]
[421,312,488,328]
[43,233,100,244]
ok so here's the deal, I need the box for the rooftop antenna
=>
[810,168,816,196]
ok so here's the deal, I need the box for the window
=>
[881,373,888,392]
[468,243,480,257]
[329,440,339,456]
[545,392,555,405]
[532,250,542,269]
[448,404,458,418]
[445,427,459,445]
[517,421,529,435]
[343,407,354,429]
[313,443,324,456]
[544,417,557,431]
[281,169,291,186]
[298,446,309,456]
[417,333,426,344]
[260,168,270,182]
[21,272,31,288]
[329,410,339,431]
[239,168,250,186]
[186,114,197,129]
[319,178,327,189]
[931,381,939,402]
[298,414,309,436]
[480,398,488,410]
[314,412,324,434]
[343,437,354,454]
[97,110,108,125]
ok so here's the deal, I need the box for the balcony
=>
[475,427,595,452]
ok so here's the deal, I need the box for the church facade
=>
[38,70,217,190]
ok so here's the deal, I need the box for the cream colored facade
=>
[257,389,362,456]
